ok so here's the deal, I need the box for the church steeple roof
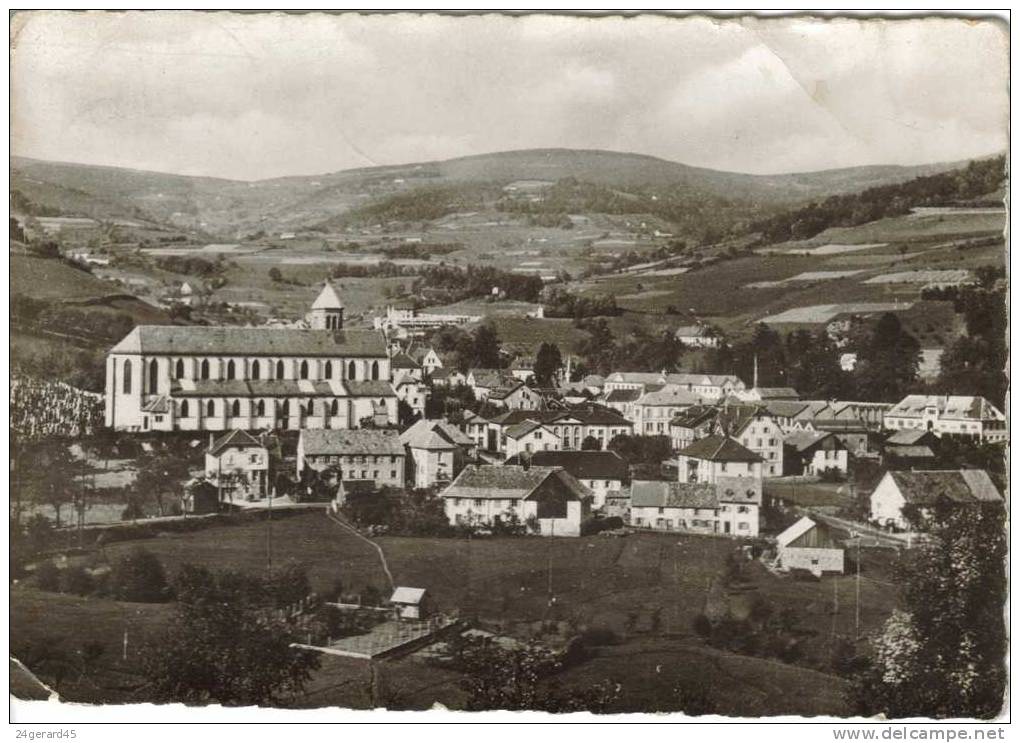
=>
[312,281,344,310]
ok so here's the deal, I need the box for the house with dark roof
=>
[441,464,593,536]
[782,430,848,476]
[630,476,761,536]
[776,517,844,575]
[504,450,629,508]
[677,435,763,484]
[669,405,717,451]
[466,368,516,400]
[881,429,939,467]
[297,429,405,490]
[485,406,633,454]
[105,284,396,432]
[429,367,466,388]
[204,430,270,499]
[504,419,561,458]
[389,352,422,380]
[400,419,476,488]
[869,469,1002,530]
[487,380,542,411]
[406,343,443,375]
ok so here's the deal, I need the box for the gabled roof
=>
[776,516,823,549]
[110,326,385,357]
[885,429,937,446]
[300,429,403,456]
[631,480,717,509]
[762,400,812,419]
[311,282,344,310]
[488,381,527,401]
[606,372,665,385]
[670,405,718,429]
[504,419,553,439]
[141,395,171,414]
[390,586,426,605]
[504,450,629,481]
[783,430,842,453]
[887,395,1005,421]
[390,352,420,369]
[209,429,263,456]
[884,469,1002,506]
[637,386,703,407]
[345,380,396,397]
[400,419,473,450]
[752,387,800,400]
[469,368,514,389]
[716,404,772,436]
[442,465,591,501]
[679,435,762,462]
[605,388,642,403]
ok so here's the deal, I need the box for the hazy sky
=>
[11,12,1009,181]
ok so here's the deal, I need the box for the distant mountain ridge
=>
[10,148,988,237]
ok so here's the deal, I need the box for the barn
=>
[775,516,844,575]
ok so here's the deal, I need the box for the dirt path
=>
[326,511,395,592]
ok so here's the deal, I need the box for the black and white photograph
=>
[8,9,1010,727]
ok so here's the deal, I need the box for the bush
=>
[108,547,169,602]
[579,626,622,647]
[59,565,95,596]
[34,560,61,592]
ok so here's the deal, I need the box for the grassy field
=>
[12,512,900,713]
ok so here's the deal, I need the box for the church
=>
[104,283,398,432]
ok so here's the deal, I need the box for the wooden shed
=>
[775,516,844,575]
[390,586,431,621]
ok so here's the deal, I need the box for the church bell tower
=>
[310,281,344,330]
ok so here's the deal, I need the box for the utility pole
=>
[831,572,839,637]
[854,534,862,640]
[266,483,274,574]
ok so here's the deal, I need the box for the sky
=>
[10,12,1010,182]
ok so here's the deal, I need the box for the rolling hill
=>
[10,149,982,238]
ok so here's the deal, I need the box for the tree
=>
[23,443,80,528]
[471,322,502,369]
[143,565,320,706]
[852,313,920,402]
[108,547,169,602]
[268,267,283,282]
[533,343,563,387]
[135,451,191,516]
[581,435,601,451]
[851,499,1006,718]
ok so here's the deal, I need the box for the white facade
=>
[505,424,561,458]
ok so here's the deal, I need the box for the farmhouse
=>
[869,469,1002,531]
[782,431,848,477]
[429,367,466,388]
[105,284,398,432]
[487,380,542,411]
[677,435,763,484]
[441,464,593,536]
[881,429,939,467]
[775,517,844,575]
[884,395,1007,443]
[400,418,476,489]
[669,405,717,451]
[504,449,629,508]
[389,352,423,381]
[466,368,516,400]
[630,476,761,536]
[509,356,536,382]
[296,429,405,490]
[486,407,633,454]
[406,343,444,375]
[204,429,270,499]
[717,405,785,478]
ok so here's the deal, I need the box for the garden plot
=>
[748,270,864,288]
[762,301,910,325]
[785,243,887,256]
[864,269,973,285]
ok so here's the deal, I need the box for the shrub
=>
[108,547,169,602]
[34,560,61,592]
[59,565,95,596]
[580,626,622,647]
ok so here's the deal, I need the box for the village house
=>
[296,428,405,490]
[884,394,1007,443]
[504,449,629,508]
[775,516,844,575]
[429,367,467,388]
[782,430,849,476]
[485,407,633,454]
[631,386,703,436]
[676,435,764,484]
[441,464,593,537]
[503,419,561,458]
[460,410,492,451]
[389,352,423,381]
[674,325,721,348]
[105,283,398,432]
[737,386,800,403]
[204,429,270,500]
[603,387,643,419]
[669,405,718,451]
[392,372,428,417]
[487,380,542,411]
[716,405,785,477]
[663,373,746,399]
[466,368,516,400]
[407,343,444,376]
[602,372,665,393]
[881,429,939,468]
[509,356,536,382]
[629,476,761,536]
[400,418,476,489]
[869,469,1002,531]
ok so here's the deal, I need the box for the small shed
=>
[185,479,220,515]
[775,516,844,576]
[390,586,430,621]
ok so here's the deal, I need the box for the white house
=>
[297,429,405,490]
[393,372,428,417]
[441,464,593,537]
[204,429,270,499]
[869,469,1002,531]
[504,450,629,509]
[487,380,542,411]
[717,405,785,478]
[884,395,1007,443]
[504,420,561,459]
[674,325,721,348]
[782,430,849,476]
[400,418,475,489]
[629,476,761,536]
[631,386,703,436]
[676,435,764,484]
[775,517,844,575]
[466,368,516,400]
